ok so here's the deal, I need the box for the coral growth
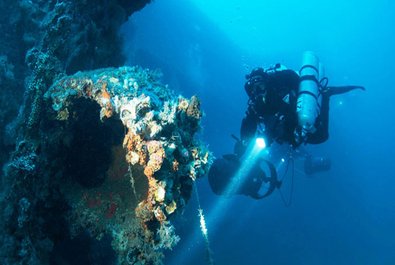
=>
[0,1,182,264]
[0,0,153,166]
[0,0,212,263]
[45,66,212,264]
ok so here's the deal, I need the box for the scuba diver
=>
[209,51,365,200]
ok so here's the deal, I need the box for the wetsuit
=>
[239,66,364,151]
[240,66,301,150]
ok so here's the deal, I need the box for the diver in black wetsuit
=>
[208,61,365,200]
[239,64,365,151]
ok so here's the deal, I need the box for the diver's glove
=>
[293,127,307,148]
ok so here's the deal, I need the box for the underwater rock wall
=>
[0,0,150,168]
[0,0,214,264]
[0,1,25,167]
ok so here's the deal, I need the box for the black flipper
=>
[325,85,365,96]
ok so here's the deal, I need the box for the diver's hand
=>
[293,128,306,147]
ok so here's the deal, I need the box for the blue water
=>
[122,0,395,264]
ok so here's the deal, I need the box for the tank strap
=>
[299,74,320,86]
[300,64,319,74]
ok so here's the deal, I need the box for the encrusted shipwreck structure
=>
[42,66,211,263]
[1,0,213,264]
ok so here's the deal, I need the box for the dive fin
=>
[325,85,365,96]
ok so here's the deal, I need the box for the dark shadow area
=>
[51,232,116,265]
[64,98,124,188]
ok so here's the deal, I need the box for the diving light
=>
[255,137,266,149]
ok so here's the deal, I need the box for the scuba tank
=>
[296,51,323,142]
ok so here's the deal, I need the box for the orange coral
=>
[99,82,114,120]
[123,131,147,166]
[101,85,111,99]
[145,140,165,174]
[144,165,154,178]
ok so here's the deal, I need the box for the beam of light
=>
[223,139,267,196]
[169,138,268,265]
[215,137,269,198]
[256,137,266,149]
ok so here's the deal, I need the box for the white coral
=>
[159,101,176,125]
[155,221,180,250]
[119,95,151,129]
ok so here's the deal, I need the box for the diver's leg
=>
[325,85,365,96]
